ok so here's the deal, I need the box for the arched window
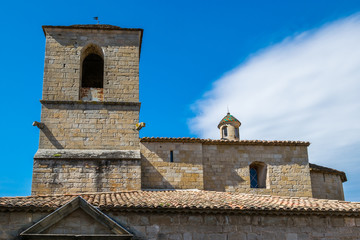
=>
[81,53,104,88]
[249,162,267,188]
[222,126,228,137]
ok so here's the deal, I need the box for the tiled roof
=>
[218,113,241,128]
[310,163,347,182]
[1,190,359,215]
[141,137,310,146]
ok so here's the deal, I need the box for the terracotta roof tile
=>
[0,191,359,215]
[141,137,310,146]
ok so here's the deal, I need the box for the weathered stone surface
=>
[39,102,140,150]
[141,142,204,190]
[105,212,360,240]
[311,171,345,200]
[32,159,141,195]
[34,149,141,160]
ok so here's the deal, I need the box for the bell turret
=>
[218,112,241,141]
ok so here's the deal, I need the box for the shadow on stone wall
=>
[141,154,174,190]
[203,157,246,191]
[41,125,64,149]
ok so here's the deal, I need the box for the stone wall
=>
[111,211,360,240]
[140,142,204,189]
[42,27,141,102]
[202,144,313,197]
[109,211,360,240]
[3,210,360,240]
[39,102,140,150]
[0,211,46,240]
[31,158,141,195]
[140,141,313,197]
[311,171,345,200]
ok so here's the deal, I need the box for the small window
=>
[222,126,228,137]
[250,167,259,188]
[170,151,174,162]
[249,162,267,188]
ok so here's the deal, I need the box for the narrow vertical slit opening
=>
[170,151,174,162]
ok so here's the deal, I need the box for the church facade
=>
[0,24,359,240]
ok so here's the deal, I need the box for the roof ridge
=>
[140,137,310,146]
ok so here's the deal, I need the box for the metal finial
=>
[93,17,99,24]
[227,105,230,114]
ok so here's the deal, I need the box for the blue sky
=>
[1,0,360,201]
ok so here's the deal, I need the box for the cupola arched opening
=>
[80,44,104,88]
[222,126,228,138]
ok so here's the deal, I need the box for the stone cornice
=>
[34,149,141,160]
[40,100,141,107]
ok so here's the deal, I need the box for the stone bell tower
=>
[31,25,143,195]
[218,112,241,141]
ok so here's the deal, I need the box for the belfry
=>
[32,25,143,195]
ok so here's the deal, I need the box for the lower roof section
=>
[310,163,347,182]
[0,190,359,216]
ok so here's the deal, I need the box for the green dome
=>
[218,113,241,129]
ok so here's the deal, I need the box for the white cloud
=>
[189,14,360,201]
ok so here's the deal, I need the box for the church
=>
[0,24,359,240]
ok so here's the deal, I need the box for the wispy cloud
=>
[190,14,360,201]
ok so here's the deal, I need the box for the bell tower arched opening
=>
[81,53,104,88]
[80,44,104,101]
